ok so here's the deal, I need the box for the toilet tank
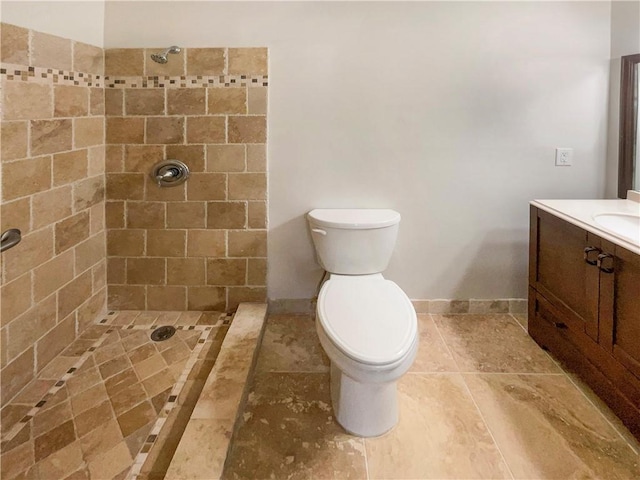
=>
[307,209,401,274]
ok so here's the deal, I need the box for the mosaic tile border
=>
[97,310,232,328]
[0,62,268,88]
[0,312,228,450]
[0,63,104,87]
[0,326,114,443]
[127,326,213,480]
[105,74,268,89]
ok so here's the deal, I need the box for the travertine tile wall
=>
[0,24,107,405]
[0,24,268,407]
[104,48,268,312]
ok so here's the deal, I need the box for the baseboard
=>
[268,298,528,315]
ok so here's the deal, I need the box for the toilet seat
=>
[317,274,417,366]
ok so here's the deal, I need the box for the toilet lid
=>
[317,276,417,366]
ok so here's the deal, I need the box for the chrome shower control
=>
[0,228,21,253]
[151,160,190,187]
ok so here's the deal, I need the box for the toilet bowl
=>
[307,209,418,437]
[316,274,418,437]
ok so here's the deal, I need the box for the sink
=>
[593,213,640,244]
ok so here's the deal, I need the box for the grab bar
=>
[1,229,21,253]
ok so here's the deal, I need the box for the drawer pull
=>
[554,322,568,329]
[597,253,614,274]
[583,246,600,265]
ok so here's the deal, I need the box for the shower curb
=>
[163,303,268,480]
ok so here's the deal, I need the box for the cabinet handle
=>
[554,322,568,329]
[583,246,600,265]
[597,253,614,274]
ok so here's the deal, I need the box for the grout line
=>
[429,313,516,480]
[183,47,187,77]
[405,371,566,376]
[458,373,516,480]
[429,313,461,373]
[505,312,564,375]
[361,437,371,480]
[563,367,640,455]
[508,313,528,333]
[434,313,639,473]
[1,324,113,443]
[258,369,329,374]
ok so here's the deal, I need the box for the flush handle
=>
[311,228,327,236]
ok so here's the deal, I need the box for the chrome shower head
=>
[150,46,181,64]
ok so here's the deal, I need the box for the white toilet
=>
[307,208,418,437]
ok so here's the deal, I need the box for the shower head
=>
[150,46,181,64]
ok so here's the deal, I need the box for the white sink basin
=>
[593,213,640,244]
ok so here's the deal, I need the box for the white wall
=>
[104,1,611,301]
[1,0,105,47]
[605,0,640,198]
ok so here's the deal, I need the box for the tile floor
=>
[0,310,231,480]
[223,313,640,480]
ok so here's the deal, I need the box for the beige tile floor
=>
[223,313,640,480]
[0,310,230,480]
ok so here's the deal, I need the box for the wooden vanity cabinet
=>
[603,246,640,379]
[529,206,640,439]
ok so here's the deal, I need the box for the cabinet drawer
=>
[530,289,640,410]
[530,288,584,349]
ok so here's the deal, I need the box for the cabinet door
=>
[530,208,600,339]
[600,244,640,379]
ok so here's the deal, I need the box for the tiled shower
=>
[1,25,107,405]
[0,22,268,479]
[103,46,268,312]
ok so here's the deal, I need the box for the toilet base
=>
[330,363,398,437]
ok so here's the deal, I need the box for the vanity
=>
[528,193,640,439]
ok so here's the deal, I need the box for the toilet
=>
[307,208,418,437]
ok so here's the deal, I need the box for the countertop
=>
[531,195,640,255]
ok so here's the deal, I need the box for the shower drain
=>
[150,325,176,342]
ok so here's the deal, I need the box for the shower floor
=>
[0,310,231,480]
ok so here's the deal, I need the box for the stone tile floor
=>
[1,310,231,480]
[223,313,640,480]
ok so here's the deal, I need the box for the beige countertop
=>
[531,192,640,255]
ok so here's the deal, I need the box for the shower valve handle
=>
[151,160,190,188]
[156,167,180,185]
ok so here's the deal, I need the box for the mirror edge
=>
[618,53,640,199]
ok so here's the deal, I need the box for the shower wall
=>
[0,22,269,408]
[104,48,268,312]
[0,23,107,404]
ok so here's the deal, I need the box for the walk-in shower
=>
[150,45,181,63]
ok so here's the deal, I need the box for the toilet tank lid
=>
[308,209,401,229]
